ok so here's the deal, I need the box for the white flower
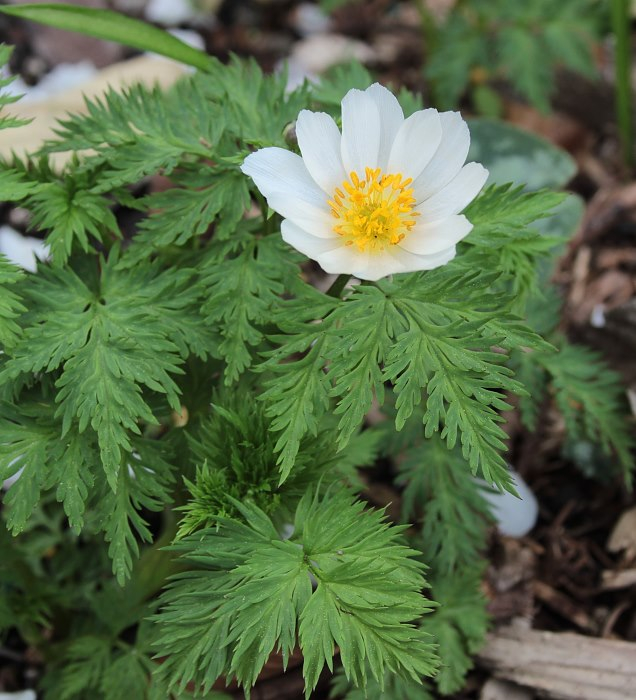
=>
[241,83,489,282]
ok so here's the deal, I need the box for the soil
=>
[1,1,635,699]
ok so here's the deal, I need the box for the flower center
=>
[328,168,419,253]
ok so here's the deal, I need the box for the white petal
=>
[267,191,334,239]
[364,83,404,171]
[399,215,472,255]
[351,250,408,281]
[417,163,488,222]
[315,244,363,276]
[413,111,471,201]
[296,110,346,195]
[387,109,442,182]
[281,220,342,258]
[241,147,326,206]
[392,244,457,272]
[340,88,381,176]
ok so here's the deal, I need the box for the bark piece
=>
[0,55,188,168]
[481,678,534,700]
[478,626,636,700]
[607,507,636,558]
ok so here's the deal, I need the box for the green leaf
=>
[537,340,635,482]
[0,44,32,132]
[202,234,298,384]
[98,450,173,585]
[200,56,310,147]
[28,178,120,264]
[296,491,438,694]
[427,567,489,695]
[259,286,339,480]
[311,61,373,108]
[397,435,494,574]
[497,27,552,112]
[122,169,250,267]
[1,255,209,492]
[41,80,224,191]
[468,118,577,191]
[0,4,212,71]
[327,285,407,449]
[381,272,532,490]
[425,14,487,109]
[0,400,99,534]
[0,255,26,349]
[461,185,566,310]
[0,168,40,202]
[154,490,438,697]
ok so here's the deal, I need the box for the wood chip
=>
[601,568,636,591]
[478,626,636,700]
[0,55,188,168]
[607,507,636,558]
[481,678,533,700]
[533,581,596,632]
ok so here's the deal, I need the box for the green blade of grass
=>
[0,3,212,72]
[611,0,633,169]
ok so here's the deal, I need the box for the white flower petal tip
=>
[241,85,487,281]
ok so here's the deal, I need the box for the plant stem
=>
[612,0,634,169]
[326,273,351,298]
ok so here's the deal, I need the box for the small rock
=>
[145,0,199,25]
[0,225,48,272]
[480,469,539,538]
[289,33,376,76]
[0,691,37,700]
[290,3,331,37]
[19,62,98,104]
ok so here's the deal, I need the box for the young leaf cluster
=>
[426,0,601,113]
[155,490,438,698]
[177,385,380,538]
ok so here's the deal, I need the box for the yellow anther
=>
[328,168,418,253]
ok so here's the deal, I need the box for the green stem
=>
[612,0,633,169]
[326,273,351,298]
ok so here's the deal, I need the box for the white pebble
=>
[480,469,539,538]
[0,225,49,273]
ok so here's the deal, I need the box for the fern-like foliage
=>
[177,385,380,538]
[1,253,208,486]
[41,80,221,188]
[330,668,434,700]
[461,184,566,311]
[398,435,494,575]
[517,337,635,481]
[426,566,490,695]
[392,432,493,695]
[200,230,300,384]
[154,489,438,698]
[426,0,601,112]
[0,255,25,349]
[26,169,120,265]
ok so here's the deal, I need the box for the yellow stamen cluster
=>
[328,167,419,253]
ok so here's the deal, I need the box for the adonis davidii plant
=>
[0,9,632,699]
